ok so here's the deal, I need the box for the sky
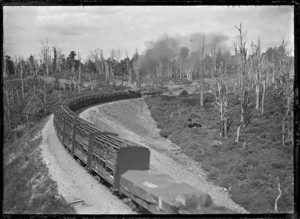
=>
[3,6,294,61]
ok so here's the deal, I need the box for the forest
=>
[3,24,294,213]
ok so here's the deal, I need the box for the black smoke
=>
[137,32,229,78]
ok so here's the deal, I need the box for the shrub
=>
[251,118,261,126]
[179,89,188,96]
[159,129,171,138]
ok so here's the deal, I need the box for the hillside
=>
[3,117,75,214]
[144,87,294,213]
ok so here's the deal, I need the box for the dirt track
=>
[40,115,134,214]
[79,98,248,214]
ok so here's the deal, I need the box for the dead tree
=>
[4,89,11,130]
[19,59,25,100]
[133,56,140,88]
[261,80,266,115]
[78,53,82,93]
[156,62,163,82]
[90,48,104,82]
[274,176,282,213]
[104,60,109,86]
[235,24,247,90]
[124,50,130,86]
[235,23,252,143]
[200,33,205,107]
[40,39,51,76]
[110,49,116,86]
[250,38,266,111]
[279,70,294,145]
[235,23,247,124]
[214,81,229,138]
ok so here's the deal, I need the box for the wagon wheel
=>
[109,187,117,196]
[94,175,102,183]
[76,158,82,165]
[128,201,137,211]
[85,167,91,173]
[136,204,143,212]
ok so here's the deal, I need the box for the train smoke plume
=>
[137,32,229,76]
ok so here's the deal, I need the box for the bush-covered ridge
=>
[145,88,293,213]
[3,117,76,214]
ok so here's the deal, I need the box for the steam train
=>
[53,90,235,214]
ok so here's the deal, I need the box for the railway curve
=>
[53,90,238,214]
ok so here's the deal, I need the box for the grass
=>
[144,87,294,213]
[3,116,76,214]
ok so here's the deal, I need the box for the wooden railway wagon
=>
[53,91,150,192]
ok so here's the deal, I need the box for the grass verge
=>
[3,116,76,214]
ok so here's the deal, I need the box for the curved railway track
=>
[53,90,236,214]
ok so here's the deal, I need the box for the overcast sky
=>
[3,6,294,60]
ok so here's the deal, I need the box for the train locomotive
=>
[53,90,236,214]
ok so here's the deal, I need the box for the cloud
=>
[3,6,294,59]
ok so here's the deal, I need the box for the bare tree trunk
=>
[236,126,240,142]
[20,61,25,100]
[255,84,260,110]
[224,119,227,138]
[274,177,282,213]
[282,119,285,145]
[200,84,203,107]
[43,81,47,110]
[200,33,205,107]
[233,82,237,98]
[78,54,82,93]
[5,90,11,130]
[261,81,266,115]
[179,63,182,80]
[15,88,20,106]
[105,61,109,86]
[128,67,132,84]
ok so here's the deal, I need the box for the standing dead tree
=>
[78,53,82,93]
[249,37,268,113]
[110,49,116,86]
[133,57,140,88]
[274,176,282,213]
[156,62,163,83]
[4,89,11,130]
[90,48,104,85]
[277,56,294,145]
[213,76,230,138]
[235,23,252,143]
[105,60,110,86]
[200,33,205,107]
[40,39,51,76]
[125,50,132,85]
[18,58,25,100]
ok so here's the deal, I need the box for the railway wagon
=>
[53,91,150,192]
[53,91,236,214]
